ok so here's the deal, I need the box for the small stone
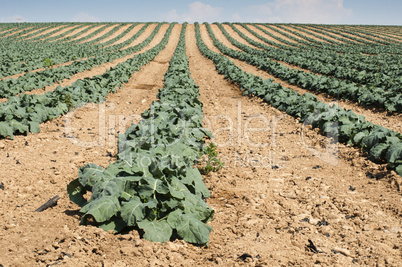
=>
[334,247,351,257]
[385,257,394,264]
[72,232,82,240]
[342,225,353,231]
[389,227,402,233]
[4,224,16,230]
[134,239,143,247]
[215,257,223,265]
[328,214,341,224]
[0,142,5,149]
[166,242,179,252]
[72,157,86,164]
[363,223,377,231]
[120,246,133,256]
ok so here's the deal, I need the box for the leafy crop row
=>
[49,24,101,43]
[293,24,402,54]
[56,24,127,47]
[237,23,402,90]
[0,23,175,139]
[209,23,402,113]
[0,23,125,78]
[195,23,402,176]
[13,24,72,42]
[310,24,393,46]
[40,24,90,43]
[302,24,400,45]
[68,23,215,245]
[257,24,333,48]
[242,23,402,81]
[0,23,161,98]
[256,23,402,55]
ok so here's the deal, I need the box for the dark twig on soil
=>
[238,253,253,261]
[35,195,60,212]
[306,239,319,253]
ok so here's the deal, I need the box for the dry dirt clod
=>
[333,247,351,257]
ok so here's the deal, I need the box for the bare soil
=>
[41,25,84,41]
[247,25,293,47]
[69,25,106,42]
[97,24,133,44]
[77,24,119,44]
[6,27,44,38]
[302,26,366,45]
[0,24,401,267]
[49,25,92,43]
[24,25,67,41]
[103,24,145,47]
[280,25,337,44]
[258,25,301,46]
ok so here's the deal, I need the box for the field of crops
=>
[0,22,401,266]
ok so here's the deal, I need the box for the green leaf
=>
[121,176,142,198]
[369,143,389,160]
[138,177,169,198]
[98,217,127,233]
[362,134,381,150]
[80,196,120,223]
[191,128,205,140]
[91,179,124,200]
[175,214,212,245]
[182,167,210,198]
[0,122,13,139]
[181,195,214,223]
[28,121,40,133]
[106,159,135,176]
[386,143,402,163]
[168,177,187,199]
[167,209,184,228]
[396,164,402,176]
[78,164,105,188]
[120,196,146,226]
[386,136,401,145]
[137,220,172,243]
[66,178,87,207]
[10,120,29,135]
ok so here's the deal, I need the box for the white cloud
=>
[0,15,27,23]
[164,9,180,21]
[163,1,223,23]
[71,12,100,22]
[246,0,352,24]
[231,13,243,22]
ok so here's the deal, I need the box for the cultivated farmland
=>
[0,22,401,266]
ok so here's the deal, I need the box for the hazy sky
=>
[0,0,401,25]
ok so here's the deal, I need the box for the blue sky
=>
[0,0,401,25]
